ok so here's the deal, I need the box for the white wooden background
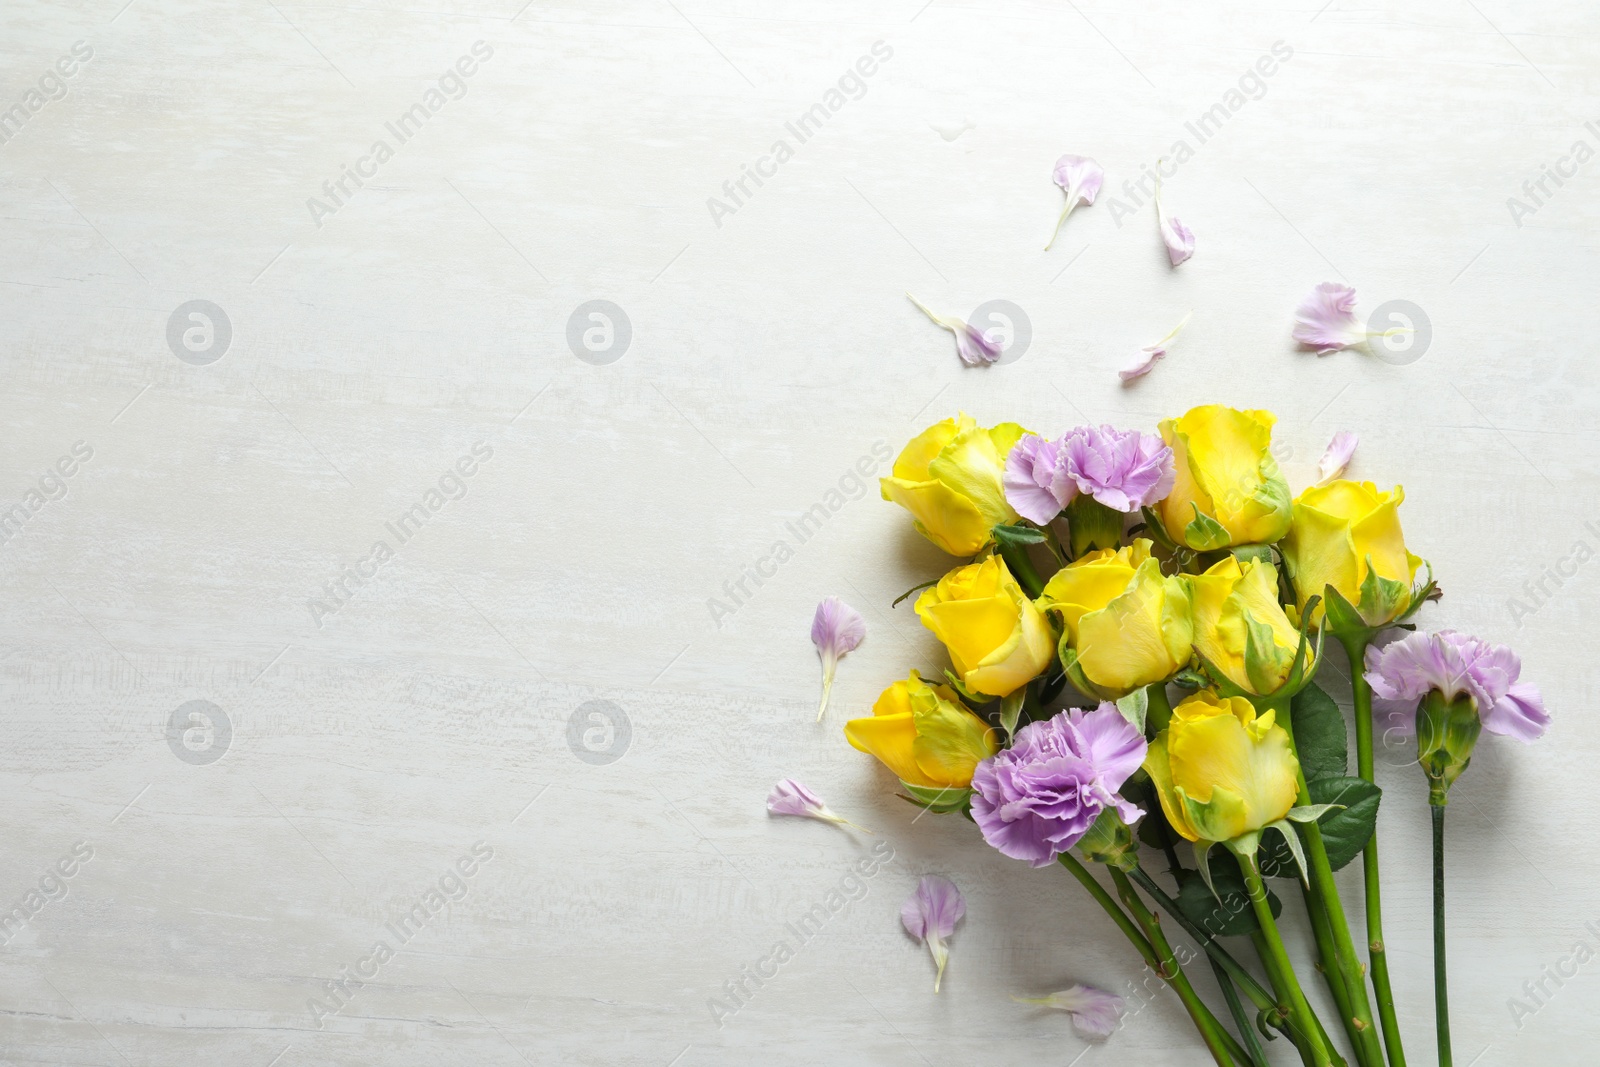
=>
[1,0,1596,1064]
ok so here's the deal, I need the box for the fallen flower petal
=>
[907,293,1002,365]
[1046,154,1104,250]
[1315,431,1358,485]
[767,778,873,833]
[1293,281,1364,354]
[1015,983,1126,1039]
[901,875,965,992]
[1155,173,1194,266]
[1120,313,1191,383]
[812,596,866,721]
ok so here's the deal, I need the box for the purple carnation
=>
[970,704,1146,867]
[1364,629,1549,743]
[1003,426,1174,523]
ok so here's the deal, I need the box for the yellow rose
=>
[915,555,1054,698]
[1144,690,1300,843]
[844,671,998,788]
[1158,405,1293,550]
[1282,480,1424,627]
[1188,556,1304,695]
[1035,538,1192,697]
[880,413,1030,556]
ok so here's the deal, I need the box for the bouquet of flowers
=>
[825,405,1548,1067]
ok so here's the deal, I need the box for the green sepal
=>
[991,521,1048,549]
[896,782,974,814]
[1356,556,1410,627]
[1065,495,1125,558]
[1286,803,1343,822]
[997,690,1025,744]
[1243,609,1291,695]
[1319,581,1370,638]
[1075,808,1140,871]
[1230,544,1275,568]
[1184,503,1233,552]
[1260,819,1309,886]
[1172,667,1209,690]
[942,669,989,707]
[1259,776,1381,875]
[1139,505,1180,553]
[1176,851,1281,936]
[892,578,939,609]
[1114,687,1148,734]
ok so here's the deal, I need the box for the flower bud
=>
[1416,689,1481,805]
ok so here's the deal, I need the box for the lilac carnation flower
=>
[1003,426,1174,523]
[970,704,1146,867]
[1364,629,1549,742]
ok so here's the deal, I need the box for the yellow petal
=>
[892,414,974,482]
[1143,734,1200,842]
[927,423,1019,528]
[880,476,992,556]
[1076,560,1190,693]
[844,712,943,787]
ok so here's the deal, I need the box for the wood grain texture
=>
[1,0,1597,1063]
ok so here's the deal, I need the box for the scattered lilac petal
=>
[1004,434,1071,524]
[1016,984,1126,1039]
[1046,154,1104,249]
[812,596,866,721]
[1364,630,1549,742]
[970,704,1147,867]
[1293,282,1363,355]
[1316,432,1358,485]
[908,293,1003,365]
[1120,313,1191,384]
[1154,175,1194,266]
[902,875,966,992]
[767,778,873,833]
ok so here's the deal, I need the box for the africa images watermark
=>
[0,440,94,548]
[306,41,495,229]
[0,841,94,946]
[706,439,893,628]
[1506,123,1600,228]
[706,841,895,1028]
[705,40,895,229]
[308,841,495,1028]
[1505,919,1600,1031]
[1102,40,1295,226]
[1505,518,1600,627]
[0,40,94,149]
[308,442,494,628]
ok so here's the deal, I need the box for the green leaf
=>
[991,522,1047,548]
[1177,854,1281,937]
[896,782,974,814]
[1259,776,1380,876]
[1184,504,1232,551]
[1289,682,1348,782]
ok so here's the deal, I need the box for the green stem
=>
[1209,954,1272,1067]
[1058,853,1156,968]
[997,541,1046,598]
[1274,693,1390,1067]
[1340,634,1409,1067]
[1432,803,1452,1067]
[1252,931,1323,1067]
[1238,852,1334,1067]
[1301,882,1368,1065]
[1110,868,1246,1067]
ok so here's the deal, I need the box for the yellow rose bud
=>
[1188,556,1303,695]
[880,413,1031,556]
[1035,538,1192,697]
[1144,690,1300,843]
[844,671,998,788]
[1158,405,1293,550]
[915,555,1054,698]
[1282,479,1424,627]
